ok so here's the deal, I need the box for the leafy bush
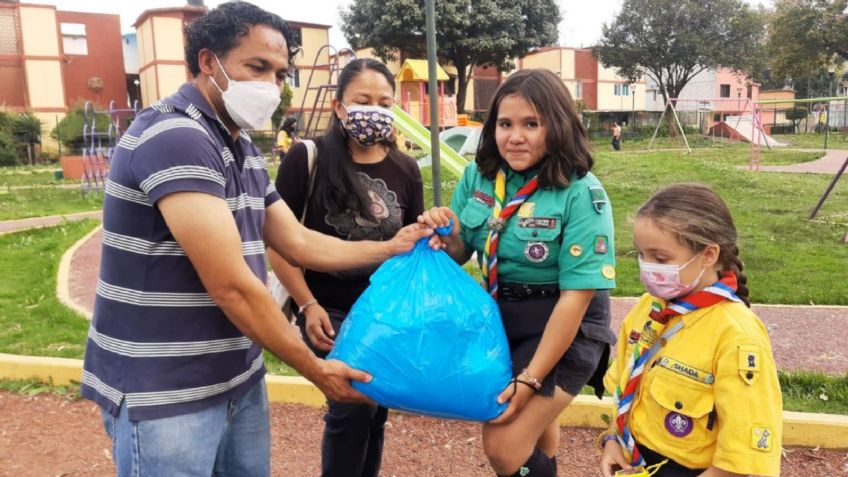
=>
[271,83,294,130]
[0,130,18,166]
[50,104,111,155]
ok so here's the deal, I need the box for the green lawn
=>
[0,220,96,358]
[0,187,102,221]
[771,133,848,150]
[0,166,72,187]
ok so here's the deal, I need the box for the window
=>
[614,83,629,96]
[291,27,303,51]
[719,84,731,98]
[574,82,582,99]
[286,68,300,88]
[61,23,87,55]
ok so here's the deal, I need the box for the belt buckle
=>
[521,284,532,298]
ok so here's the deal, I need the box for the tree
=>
[766,0,848,84]
[12,112,43,165]
[785,106,808,133]
[595,0,765,107]
[271,83,294,130]
[341,0,560,113]
[50,103,110,155]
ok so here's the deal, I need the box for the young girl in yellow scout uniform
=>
[599,183,782,477]
[421,68,617,477]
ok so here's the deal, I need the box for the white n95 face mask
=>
[209,56,281,130]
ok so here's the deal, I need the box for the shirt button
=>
[746,371,754,379]
[674,401,683,410]
[532,231,538,237]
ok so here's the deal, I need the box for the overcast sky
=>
[40,0,773,50]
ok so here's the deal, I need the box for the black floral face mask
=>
[341,104,395,147]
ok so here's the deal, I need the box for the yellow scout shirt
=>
[450,164,616,290]
[604,294,782,476]
[277,131,293,153]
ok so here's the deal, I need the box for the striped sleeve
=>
[128,117,227,205]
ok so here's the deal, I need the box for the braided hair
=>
[637,183,751,307]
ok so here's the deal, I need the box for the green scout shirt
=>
[451,164,616,290]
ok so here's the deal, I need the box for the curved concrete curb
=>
[55,224,101,320]
[2,353,847,449]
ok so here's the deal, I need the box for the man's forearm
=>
[270,225,393,273]
[213,276,322,381]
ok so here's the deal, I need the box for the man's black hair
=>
[185,1,300,77]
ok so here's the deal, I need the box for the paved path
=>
[752,149,848,174]
[0,210,102,235]
[65,230,848,375]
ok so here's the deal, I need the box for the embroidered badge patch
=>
[639,321,658,347]
[627,330,641,344]
[517,217,557,229]
[525,242,549,263]
[602,264,616,279]
[472,190,495,207]
[569,244,583,257]
[594,235,608,254]
[517,202,535,218]
[738,347,761,386]
[751,426,773,451]
[588,185,608,214]
[665,411,693,438]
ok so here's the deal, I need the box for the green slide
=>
[392,105,469,177]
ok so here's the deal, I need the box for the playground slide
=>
[392,105,469,177]
[720,116,787,147]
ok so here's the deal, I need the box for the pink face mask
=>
[638,254,705,300]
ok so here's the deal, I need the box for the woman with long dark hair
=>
[269,58,424,477]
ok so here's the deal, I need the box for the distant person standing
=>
[277,117,299,160]
[612,122,622,151]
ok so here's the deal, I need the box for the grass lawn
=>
[0,219,96,358]
[0,187,102,221]
[0,166,71,187]
[771,133,848,150]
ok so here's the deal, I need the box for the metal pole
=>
[425,0,442,207]
[809,155,848,219]
[825,104,830,150]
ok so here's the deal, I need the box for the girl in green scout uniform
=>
[420,68,617,477]
[599,184,782,477]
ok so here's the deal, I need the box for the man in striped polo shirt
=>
[80,3,431,475]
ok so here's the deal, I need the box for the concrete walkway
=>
[753,149,848,174]
[0,210,102,236]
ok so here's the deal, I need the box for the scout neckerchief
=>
[613,272,741,467]
[481,169,540,298]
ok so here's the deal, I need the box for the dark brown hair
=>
[637,183,751,307]
[476,69,593,188]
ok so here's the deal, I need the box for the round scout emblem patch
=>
[664,411,693,437]
[525,242,549,263]
[602,264,616,279]
[569,244,583,257]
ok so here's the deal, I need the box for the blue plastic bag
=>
[327,226,511,421]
